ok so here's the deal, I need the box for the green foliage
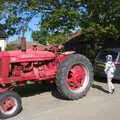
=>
[83,23,119,42]
[32,28,47,45]
[0,0,38,36]
[0,0,120,59]
[31,0,120,51]
[5,44,17,51]
[46,33,69,44]
[32,29,69,45]
[81,0,120,56]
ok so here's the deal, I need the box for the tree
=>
[0,0,120,52]
[0,0,39,36]
[0,0,85,36]
[32,28,69,45]
[32,28,47,45]
[81,0,120,55]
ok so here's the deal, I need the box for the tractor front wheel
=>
[0,91,22,119]
[56,54,93,100]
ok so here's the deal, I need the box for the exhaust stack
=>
[21,36,26,52]
[21,29,26,52]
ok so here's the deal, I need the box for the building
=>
[7,39,45,50]
[64,30,94,60]
[64,30,90,53]
[0,31,7,51]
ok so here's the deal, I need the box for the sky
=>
[8,16,41,43]
[5,0,62,43]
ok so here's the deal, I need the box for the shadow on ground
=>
[15,75,120,99]
[92,75,120,93]
[92,84,109,93]
[15,82,66,100]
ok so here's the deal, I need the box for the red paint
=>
[1,98,15,112]
[0,87,9,93]
[67,64,86,91]
[0,49,69,92]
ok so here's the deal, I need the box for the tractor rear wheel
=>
[0,91,22,119]
[56,54,93,100]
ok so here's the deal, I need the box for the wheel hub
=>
[3,98,15,112]
[0,97,17,115]
[67,64,86,91]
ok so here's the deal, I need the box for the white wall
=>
[0,39,7,51]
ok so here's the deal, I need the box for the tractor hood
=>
[0,49,56,63]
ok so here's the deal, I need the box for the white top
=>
[104,61,116,78]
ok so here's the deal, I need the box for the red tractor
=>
[0,39,93,119]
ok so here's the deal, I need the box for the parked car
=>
[94,48,120,80]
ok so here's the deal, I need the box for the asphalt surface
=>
[7,78,120,120]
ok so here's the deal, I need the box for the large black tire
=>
[56,54,93,100]
[0,91,22,119]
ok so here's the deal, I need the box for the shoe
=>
[111,89,115,94]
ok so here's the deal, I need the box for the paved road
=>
[7,79,120,120]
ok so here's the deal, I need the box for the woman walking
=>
[104,55,116,94]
